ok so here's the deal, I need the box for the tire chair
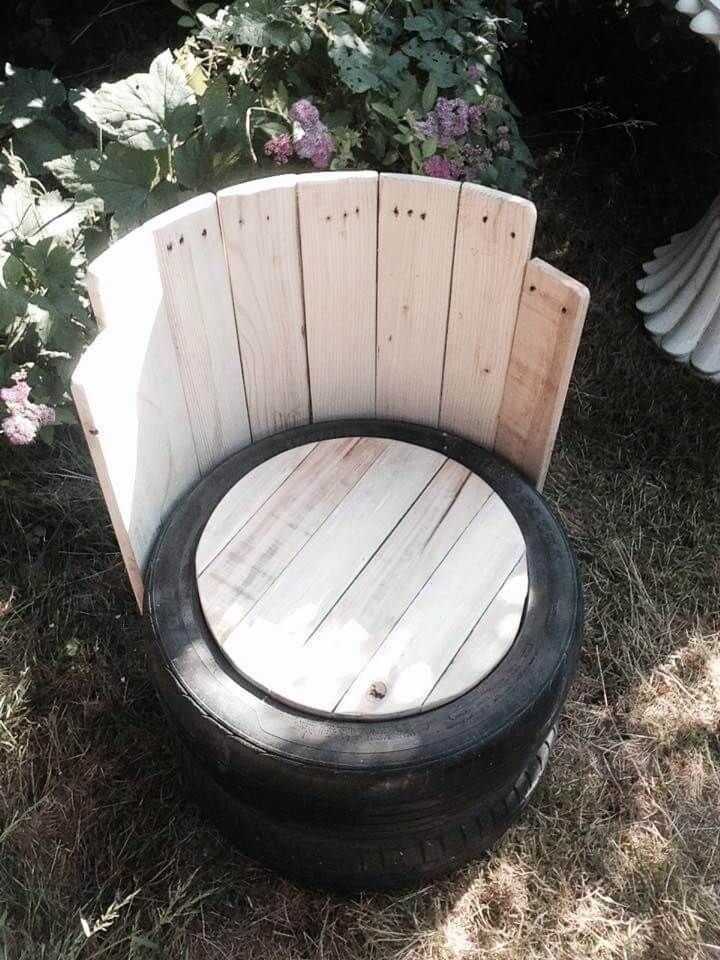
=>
[72,172,589,891]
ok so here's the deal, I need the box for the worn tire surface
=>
[145,420,583,891]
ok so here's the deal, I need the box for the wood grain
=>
[376,173,460,425]
[297,171,378,420]
[282,466,492,713]
[72,319,200,609]
[335,492,525,717]
[197,437,387,642]
[494,259,589,489]
[151,194,251,473]
[218,176,311,440]
[440,183,536,448]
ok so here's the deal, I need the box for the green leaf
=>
[421,136,437,159]
[409,142,422,167]
[401,40,459,87]
[170,0,191,10]
[0,65,66,130]
[403,11,450,41]
[199,76,232,140]
[0,181,93,243]
[199,2,309,51]
[178,15,196,27]
[47,143,182,232]
[370,102,397,121]
[330,45,384,94]
[421,77,438,113]
[9,116,84,177]
[73,50,197,150]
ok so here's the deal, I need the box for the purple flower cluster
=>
[264,134,294,165]
[417,94,509,183]
[418,97,470,148]
[288,99,334,170]
[467,65,482,82]
[1,375,55,445]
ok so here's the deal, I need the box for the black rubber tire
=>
[145,419,582,890]
[180,727,557,892]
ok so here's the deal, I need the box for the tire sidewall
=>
[146,419,583,808]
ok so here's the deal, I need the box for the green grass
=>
[2,136,720,958]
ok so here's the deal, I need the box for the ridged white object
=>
[635,1,720,379]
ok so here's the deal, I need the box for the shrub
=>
[0,0,528,443]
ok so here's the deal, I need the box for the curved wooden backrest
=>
[72,172,589,608]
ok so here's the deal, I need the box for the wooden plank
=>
[426,555,528,707]
[72,319,200,610]
[335,493,525,717]
[296,171,378,420]
[197,437,388,642]
[440,183,536,448]
[494,259,589,489]
[151,194,251,473]
[217,176,311,440]
[280,466,493,714]
[85,225,162,331]
[195,442,318,574]
[220,442,446,692]
[376,174,460,425]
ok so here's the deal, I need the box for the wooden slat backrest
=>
[217,175,310,440]
[376,174,460,425]
[439,183,537,447]
[296,171,378,420]
[495,259,590,487]
[74,172,588,607]
[150,195,251,470]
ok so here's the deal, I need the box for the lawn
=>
[2,11,720,959]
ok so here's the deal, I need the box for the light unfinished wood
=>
[376,174,460,424]
[197,437,387,643]
[440,182,536,448]
[335,492,525,717]
[151,194,251,473]
[219,440,444,680]
[72,320,200,609]
[495,259,590,489]
[85,225,163,331]
[196,437,526,718]
[76,172,589,609]
[297,171,378,420]
[280,465,492,713]
[427,556,528,706]
[195,442,318,573]
[217,176,311,440]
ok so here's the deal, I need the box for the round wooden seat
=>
[195,434,528,719]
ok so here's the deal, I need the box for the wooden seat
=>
[195,435,527,718]
[72,171,589,641]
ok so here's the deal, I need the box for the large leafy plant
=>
[0,0,529,443]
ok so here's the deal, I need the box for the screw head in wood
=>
[367,681,387,701]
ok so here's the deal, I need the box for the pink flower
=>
[289,99,334,170]
[418,98,470,148]
[468,104,485,129]
[497,139,511,153]
[1,372,55,445]
[0,380,31,405]
[2,413,37,445]
[422,155,472,182]
[288,99,320,127]
[264,134,294,165]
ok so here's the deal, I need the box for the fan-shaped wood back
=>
[72,172,589,608]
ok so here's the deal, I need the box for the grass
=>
[2,124,720,958]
